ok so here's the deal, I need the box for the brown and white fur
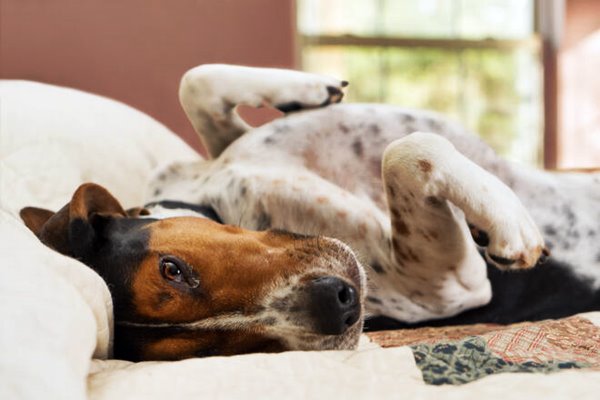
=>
[147,64,600,327]
[21,183,366,361]
[21,65,599,361]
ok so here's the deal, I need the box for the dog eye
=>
[159,256,201,289]
[160,258,184,283]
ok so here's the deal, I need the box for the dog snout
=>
[308,276,361,335]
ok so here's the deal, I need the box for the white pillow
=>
[0,80,200,215]
[0,80,200,400]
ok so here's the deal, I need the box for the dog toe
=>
[468,224,490,247]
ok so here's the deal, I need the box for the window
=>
[298,0,543,166]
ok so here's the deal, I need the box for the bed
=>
[1,80,598,399]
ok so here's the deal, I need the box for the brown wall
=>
[0,0,297,153]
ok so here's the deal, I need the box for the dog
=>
[21,64,600,360]
[20,183,366,361]
[146,64,599,328]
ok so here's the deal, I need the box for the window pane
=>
[298,0,534,39]
[455,0,534,39]
[302,45,542,164]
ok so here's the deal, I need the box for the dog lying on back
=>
[21,65,600,361]
[146,65,599,329]
[21,183,365,361]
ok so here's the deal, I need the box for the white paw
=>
[267,70,348,113]
[180,64,347,114]
[469,188,548,270]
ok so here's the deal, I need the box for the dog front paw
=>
[271,71,347,113]
[469,206,548,271]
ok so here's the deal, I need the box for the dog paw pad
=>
[270,73,347,113]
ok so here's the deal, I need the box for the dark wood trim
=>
[542,39,559,169]
[301,34,541,51]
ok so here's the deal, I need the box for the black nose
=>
[308,276,361,335]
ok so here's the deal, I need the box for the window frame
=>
[295,0,563,169]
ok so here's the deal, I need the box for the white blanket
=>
[0,80,197,399]
[1,81,598,400]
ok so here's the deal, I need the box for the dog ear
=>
[20,203,72,254]
[20,183,127,257]
[67,183,127,261]
[20,207,56,236]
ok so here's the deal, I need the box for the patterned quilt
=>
[367,316,600,385]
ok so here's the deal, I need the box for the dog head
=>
[20,183,366,361]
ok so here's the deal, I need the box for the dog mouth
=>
[259,237,367,350]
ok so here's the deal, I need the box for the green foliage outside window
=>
[299,0,543,165]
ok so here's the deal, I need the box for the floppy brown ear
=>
[67,183,128,260]
[19,183,127,257]
[20,207,56,236]
[68,183,126,221]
